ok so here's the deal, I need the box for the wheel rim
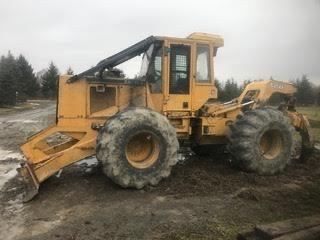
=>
[259,129,284,160]
[125,132,160,169]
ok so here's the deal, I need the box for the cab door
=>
[164,42,192,112]
[192,43,216,111]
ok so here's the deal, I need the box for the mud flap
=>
[17,163,39,202]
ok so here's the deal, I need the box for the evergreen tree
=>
[295,75,315,105]
[316,86,320,106]
[16,55,39,98]
[215,78,225,101]
[41,62,59,98]
[221,78,241,101]
[0,52,18,106]
[214,78,222,93]
[66,66,74,75]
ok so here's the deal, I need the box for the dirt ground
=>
[0,101,320,240]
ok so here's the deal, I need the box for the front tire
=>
[96,107,179,189]
[228,108,294,175]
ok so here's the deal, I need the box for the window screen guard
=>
[169,45,191,94]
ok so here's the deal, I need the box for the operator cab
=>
[68,33,224,113]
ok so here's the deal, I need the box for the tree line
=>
[0,51,319,106]
[0,52,71,106]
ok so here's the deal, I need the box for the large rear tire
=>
[96,107,179,188]
[228,108,294,175]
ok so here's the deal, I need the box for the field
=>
[296,106,320,143]
[0,102,319,240]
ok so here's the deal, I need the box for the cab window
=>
[148,48,162,93]
[148,47,162,93]
[196,44,211,83]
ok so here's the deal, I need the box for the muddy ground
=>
[0,101,320,240]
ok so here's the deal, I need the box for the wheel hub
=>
[259,129,284,160]
[125,132,160,169]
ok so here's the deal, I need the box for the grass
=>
[296,106,320,143]
[296,106,320,122]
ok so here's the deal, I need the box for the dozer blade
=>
[17,163,39,202]
[19,124,98,201]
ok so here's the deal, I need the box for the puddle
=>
[30,103,40,106]
[76,157,98,173]
[0,149,22,160]
[76,157,98,167]
[178,148,195,165]
[0,149,22,190]
[7,119,39,123]
[0,165,19,190]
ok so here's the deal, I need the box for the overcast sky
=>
[0,0,319,84]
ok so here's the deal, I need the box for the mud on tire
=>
[228,108,295,175]
[96,107,179,189]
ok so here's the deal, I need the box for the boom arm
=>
[238,80,297,104]
[68,36,156,83]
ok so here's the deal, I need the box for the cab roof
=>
[155,32,224,48]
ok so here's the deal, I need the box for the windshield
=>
[138,44,154,78]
